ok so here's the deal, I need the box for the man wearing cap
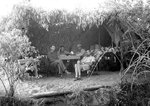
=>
[47,45,71,76]
[76,44,86,57]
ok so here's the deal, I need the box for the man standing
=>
[47,45,70,77]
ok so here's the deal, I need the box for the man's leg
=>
[74,63,81,81]
[74,60,82,81]
[76,60,81,77]
[57,64,62,75]
[33,65,38,78]
[77,64,81,78]
[57,60,71,74]
[74,64,78,78]
[59,60,65,70]
[51,61,62,76]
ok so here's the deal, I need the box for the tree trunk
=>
[8,84,15,97]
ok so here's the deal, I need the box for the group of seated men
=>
[47,43,117,81]
[74,44,118,80]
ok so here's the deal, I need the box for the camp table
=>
[59,55,80,71]
[59,55,80,60]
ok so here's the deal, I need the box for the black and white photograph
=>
[0,0,150,105]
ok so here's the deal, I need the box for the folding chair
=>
[18,58,40,78]
[87,53,105,77]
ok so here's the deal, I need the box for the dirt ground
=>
[0,71,120,98]
[15,71,120,98]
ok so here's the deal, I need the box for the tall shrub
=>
[0,28,37,97]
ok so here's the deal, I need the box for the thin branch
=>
[129,32,135,50]
[136,70,150,78]
[0,77,8,95]
[0,65,11,88]
[128,39,148,66]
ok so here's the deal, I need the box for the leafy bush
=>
[0,29,37,59]
[0,96,35,106]
[114,81,150,106]
[0,28,38,96]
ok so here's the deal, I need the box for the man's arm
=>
[76,49,86,57]
[82,56,95,65]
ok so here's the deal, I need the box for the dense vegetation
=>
[0,29,37,97]
[0,0,150,105]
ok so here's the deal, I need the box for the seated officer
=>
[74,50,95,81]
[47,45,70,77]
